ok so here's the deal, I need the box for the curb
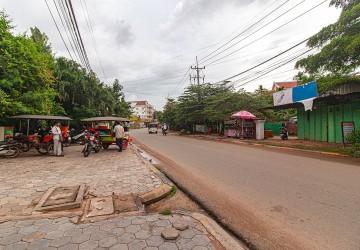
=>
[175,210,247,250]
[181,134,349,157]
[131,143,248,250]
[131,143,174,186]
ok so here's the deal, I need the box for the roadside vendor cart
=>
[9,114,72,155]
[224,120,238,138]
[81,117,131,150]
[230,110,257,139]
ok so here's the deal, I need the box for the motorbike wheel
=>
[21,142,30,152]
[47,143,54,155]
[4,146,20,158]
[102,144,110,149]
[83,144,91,157]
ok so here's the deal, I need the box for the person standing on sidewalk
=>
[51,121,64,157]
[114,121,124,152]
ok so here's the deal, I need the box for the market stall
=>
[230,110,257,139]
[224,120,238,138]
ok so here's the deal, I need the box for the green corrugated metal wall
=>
[297,100,360,143]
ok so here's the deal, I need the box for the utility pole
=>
[190,56,205,85]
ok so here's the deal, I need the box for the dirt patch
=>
[145,188,203,214]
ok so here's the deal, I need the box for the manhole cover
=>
[113,194,140,213]
[43,186,80,206]
[34,184,85,212]
[86,197,114,217]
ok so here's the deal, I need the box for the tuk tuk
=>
[148,123,158,134]
[81,117,131,150]
[9,114,72,155]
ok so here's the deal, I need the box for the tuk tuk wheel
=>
[123,139,128,150]
[102,144,110,149]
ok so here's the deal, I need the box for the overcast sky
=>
[1,0,341,110]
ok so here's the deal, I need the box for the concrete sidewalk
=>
[0,144,244,249]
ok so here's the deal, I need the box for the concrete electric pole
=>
[190,56,205,85]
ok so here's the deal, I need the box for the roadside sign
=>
[341,122,355,145]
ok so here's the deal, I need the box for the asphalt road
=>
[131,128,360,250]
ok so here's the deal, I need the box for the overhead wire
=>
[233,49,313,88]
[212,0,327,85]
[44,0,73,60]
[58,0,87,68]
[198,0,291,63]
[215,38,308,84]
[53,0,79,63]
[65,0,91,71]
[80,0,107,79]
[202,0,307,66]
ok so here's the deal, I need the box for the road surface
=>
[131,128,360,250]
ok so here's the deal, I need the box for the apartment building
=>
[129,101,155,121]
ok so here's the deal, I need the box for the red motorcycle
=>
[82,131,102,157]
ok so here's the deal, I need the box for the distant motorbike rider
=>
[162,123,168,135]
[280,123,288,140]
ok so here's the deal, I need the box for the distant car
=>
[148,123,158,134]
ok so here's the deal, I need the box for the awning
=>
[9,115,73,121]
[81,117,130,122]
[261,92,360,110]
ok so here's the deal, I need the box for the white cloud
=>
[0,0,342,110]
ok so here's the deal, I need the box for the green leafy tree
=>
[163,98,178,128]
[295,0,360,78]
[0,11,57,118]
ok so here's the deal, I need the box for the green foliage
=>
[159,209,172,215]
[0,10,130,126]
[52,57,130,120]
[0,11,56,118]
[169,186,177,197]
[295,1,360,76]
[346,128,360,150]
[163,98,178,128]
[154,111,163,122]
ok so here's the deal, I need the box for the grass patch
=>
[169,186,177,197]
[159,209,172,215]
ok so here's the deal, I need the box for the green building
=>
[265,83,360,143]
[297,83,360,143]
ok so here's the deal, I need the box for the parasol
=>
[230,110,257,120]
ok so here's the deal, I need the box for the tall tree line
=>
[0,11,130,124]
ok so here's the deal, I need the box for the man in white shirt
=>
[51,122,64,156]
[114,121,124,152]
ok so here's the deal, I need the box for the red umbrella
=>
[231,110,257,120]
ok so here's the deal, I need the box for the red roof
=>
[271,81,298,91]
[130,101,147,106]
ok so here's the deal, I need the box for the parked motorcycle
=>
[82,131,102,157]
[0,140,21,158]
[280,126,289,140]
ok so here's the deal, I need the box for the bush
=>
[346,129,360,150]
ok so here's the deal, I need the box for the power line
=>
[216,38,308,84]
[67,0,91,71]
[53,0,79,62]
[64,0,91,71]
[58,0,87,68]
[209,0,327,83]
[80,0,107,79]
[234,49,313,88]
[44,0,73,60]
[198,0,291,63]
[169,67,191,96]
[201,0,307,66]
